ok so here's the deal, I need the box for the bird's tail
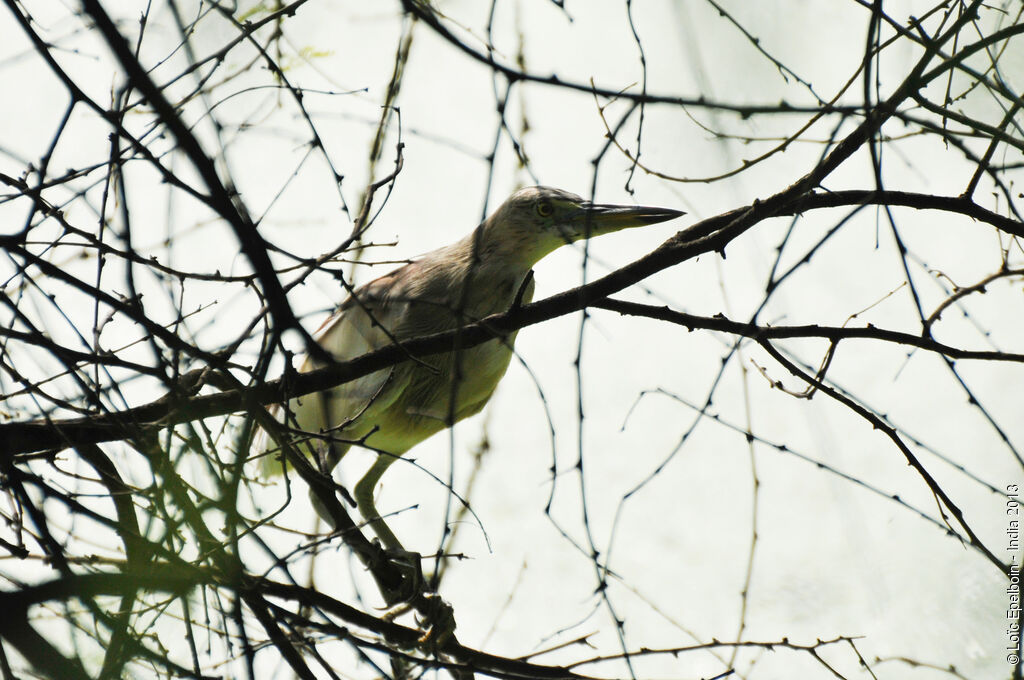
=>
[250,404,291,479]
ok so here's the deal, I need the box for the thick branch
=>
[2,186,1019,457]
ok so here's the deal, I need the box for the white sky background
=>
[1,1,1023,678]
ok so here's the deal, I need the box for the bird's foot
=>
[375,544,425,607]
[372,550,457,650]
[414,592,457,649]
[383,592,457,652]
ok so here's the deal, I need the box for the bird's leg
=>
[355,455,460,648]
[354,454,404,553]
[354,454,423,604]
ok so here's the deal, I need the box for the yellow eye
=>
[536,201,554,217]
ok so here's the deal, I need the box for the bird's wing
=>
[258,259,451,473]
[281,266,420,451]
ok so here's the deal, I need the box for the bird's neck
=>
[458,220,555,274]
[421,228,536,316]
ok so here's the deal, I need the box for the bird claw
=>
[415,592,457,648]
[375,544,425,607]
[371,548,457,649]
[385,595,465,680]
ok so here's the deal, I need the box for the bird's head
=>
[478,186,684,267]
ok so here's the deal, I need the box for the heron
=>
[262,186,683,557]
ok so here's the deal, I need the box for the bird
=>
[261,186,683,555]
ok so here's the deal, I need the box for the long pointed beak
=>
[566,202,685,238]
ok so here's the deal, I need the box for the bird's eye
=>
[536,201,554,217]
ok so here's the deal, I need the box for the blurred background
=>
[1,1,1022,678]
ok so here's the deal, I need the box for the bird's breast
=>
[398,334,517,423]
